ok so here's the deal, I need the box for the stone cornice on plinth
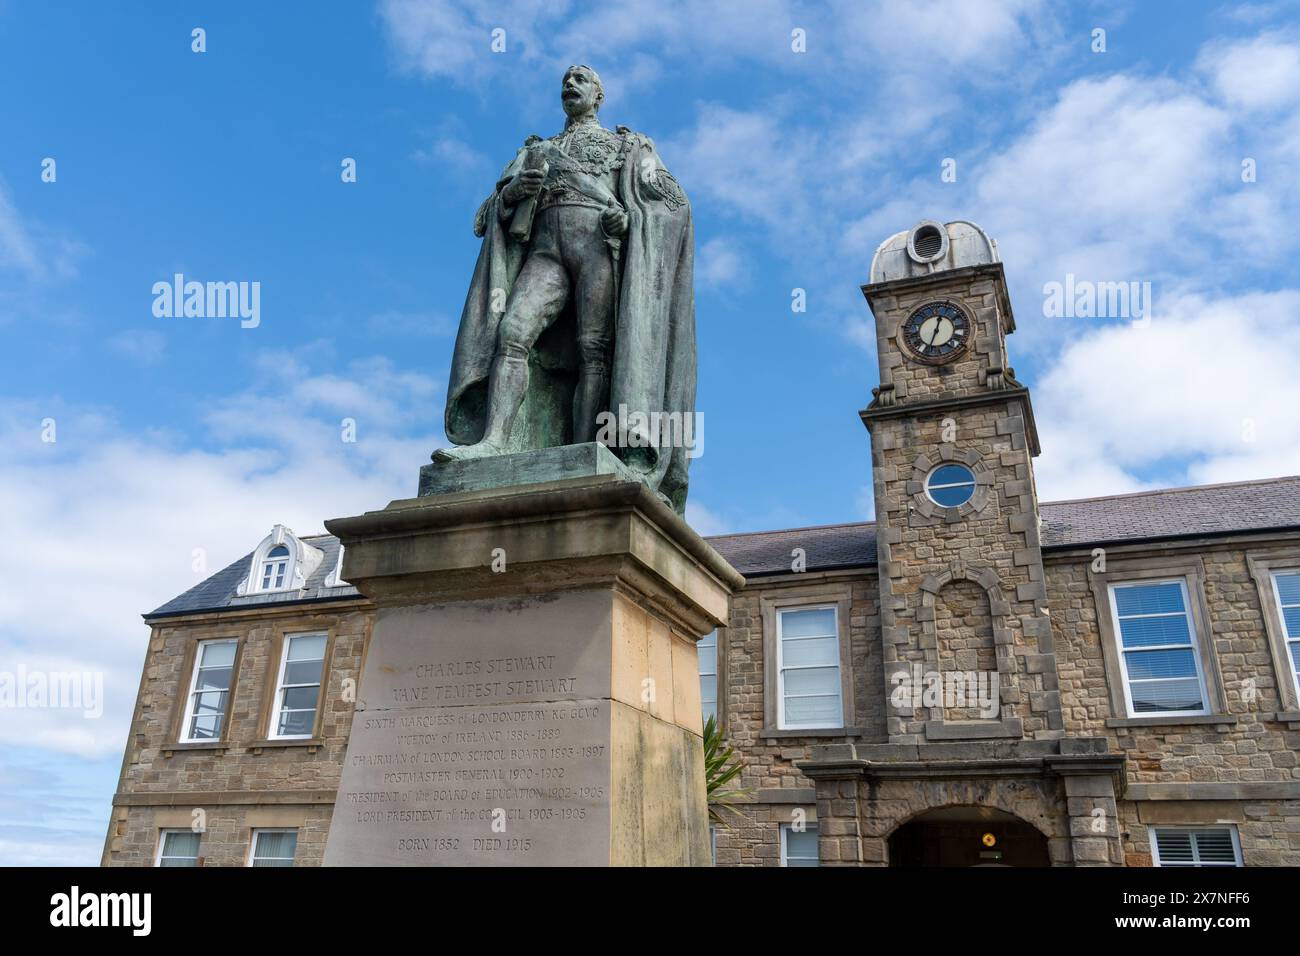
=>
[326,473,744,637]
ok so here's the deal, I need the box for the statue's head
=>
[561,64,603,117]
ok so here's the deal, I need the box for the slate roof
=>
[146,476,1300,619]
[708,475,1300,578]
[148,534,360,619]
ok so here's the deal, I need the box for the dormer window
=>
[236,525,325,598]
[261,545,290,591]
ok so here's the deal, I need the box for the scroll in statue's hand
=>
[503,168,545,205]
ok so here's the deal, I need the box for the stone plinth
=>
[417,441,639,498]
[321,465,744,866]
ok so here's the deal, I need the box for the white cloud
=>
[1034,290,1300,500]
[836,36,1300,360]
[685,498,731,536]
[696,236,745,288]
[0,180,83,285]
[379,0,798,88]
[1199,31,1300,112]
[974,75,1232,290]
[413,134,491,173]
[377,0,1053,136]
[665,103,816,231]
[0,182,41,278]
[107,328,166,365]
[0,354,440,761]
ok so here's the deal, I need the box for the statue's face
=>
[562,68,600,117]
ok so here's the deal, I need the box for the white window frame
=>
[1269,569,1300,704]
[260,545,291,591]
[178,638,238,743]
[248,828,298,867]
[1149,826,1242,867]
[776,605,843,730]
[237,525,323,597]
[155,829,201,867]
[924,463,976,508]
[268,632,327,740]
[779,822,820,867]
[698,629,718,725]
[1109,579,1210,719]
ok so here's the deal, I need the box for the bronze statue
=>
[435,65,696,513]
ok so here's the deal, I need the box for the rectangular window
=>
[777,606,842,729]
[156,829,200,867]
[1150,826,1242,867]
[780,823,820,867]
[249,829,298,867]
[1270,571,1300,701]
[261,561,284,590]
[180,639,237,741]
[1109,580,1208,717]
[698,630,718,725]
[269,633,327,739]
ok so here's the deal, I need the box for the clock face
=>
[901,301,970,364]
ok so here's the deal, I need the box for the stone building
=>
[103,220,1300,867]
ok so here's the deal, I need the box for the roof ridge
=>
[705,518,876,540]
[1039,474,1300,508]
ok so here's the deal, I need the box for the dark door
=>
[889,818,1050,866]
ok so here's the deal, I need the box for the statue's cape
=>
[443,129,696,514]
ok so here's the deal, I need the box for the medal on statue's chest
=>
[548,125,625,176]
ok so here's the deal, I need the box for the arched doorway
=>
[889,806,1050,866]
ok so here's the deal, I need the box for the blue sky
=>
[2,0,1298,864]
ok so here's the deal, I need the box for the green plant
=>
[703,713,752,826]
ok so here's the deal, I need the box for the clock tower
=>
[861,220,1064,744]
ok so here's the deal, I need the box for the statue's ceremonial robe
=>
[444,127,696,514]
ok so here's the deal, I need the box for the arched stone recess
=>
[906,444,993,523]
[916,560,1023,740]
[869,780,1073,866]
[932,580,997,722]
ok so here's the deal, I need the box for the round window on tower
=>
[925,464,976,508]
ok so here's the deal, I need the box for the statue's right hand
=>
[503,168,545,204]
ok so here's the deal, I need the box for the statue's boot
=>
[572,366,611,444]
[431,352,528,464]
[430,439,506,463]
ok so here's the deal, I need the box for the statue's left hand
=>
[601,206,629,238]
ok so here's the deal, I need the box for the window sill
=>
[161,741,229,757]
[760,727,862,741]
[1105,715,1237,731]
[1270,711,1300,729]
[250,738,324,754]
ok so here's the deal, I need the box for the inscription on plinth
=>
[324,593,616,866]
